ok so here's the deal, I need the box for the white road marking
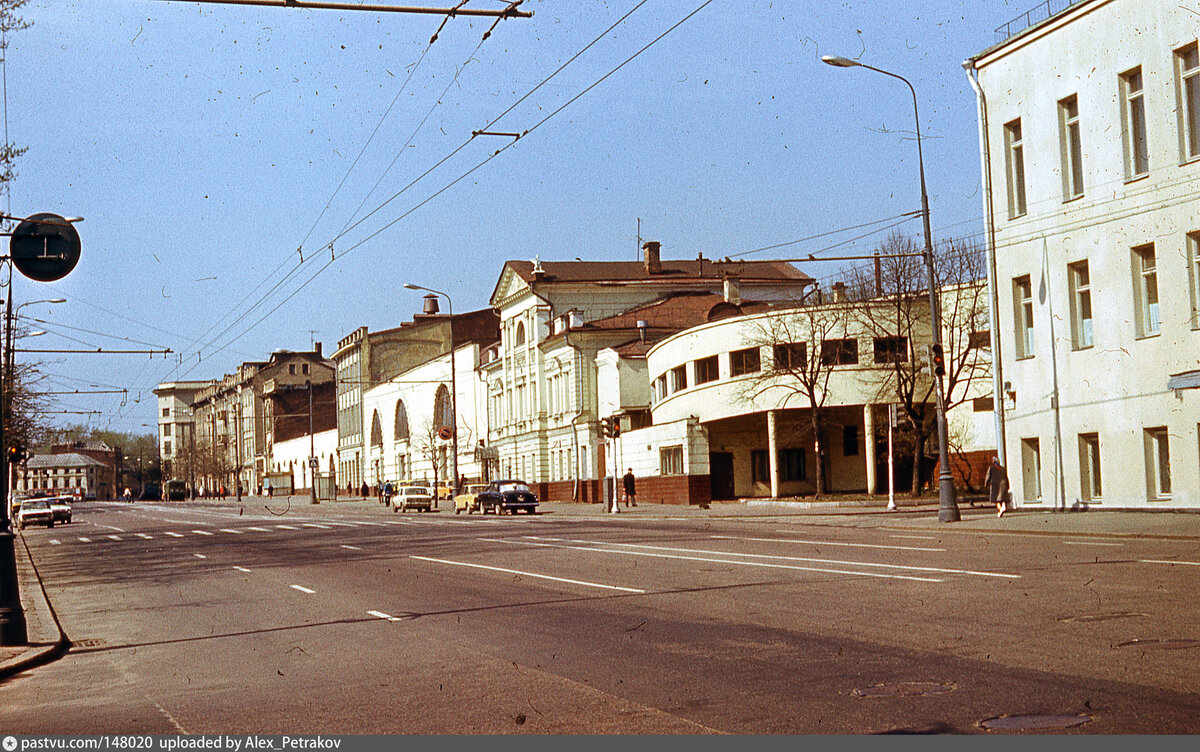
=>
[78,537,92,543]
[164,532,184,538]
[524,536,1019,580]
[1141,559,1200,567]
[92,523,126,532]
[233,566,252,573]
[246,527,270,532]
[219,529,243,535]
[107,535,123,541]
[193,554,207,559]
[340,545,362,551]
[275,525,299,530]
[49,539,61,545]
[191,530,214,536]
[889,534,938,541]
[411,555,647,593]
[712,534,945,552]
[1064,540,1124,547]
[379,519,417,525]
[290,585,316,594]
[301,523,331,529]
[136,533,153,539]
[367,610,403,622]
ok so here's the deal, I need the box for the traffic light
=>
[610,417,621,438]
[600,416,622,438]
[6,443,28,465]
[930,343,946,378]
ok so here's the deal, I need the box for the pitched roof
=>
[28,453,108,469]
[503,258,811,285]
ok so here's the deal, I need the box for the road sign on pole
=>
[10,213,81,282]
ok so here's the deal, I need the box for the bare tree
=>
[737,301,854,497]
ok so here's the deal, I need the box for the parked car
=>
[476,480,539,515]
[17,500,55,529]
[392,485,434,513]
[11,495,27,515]
[48,496,73,524]
[454,484,490,514]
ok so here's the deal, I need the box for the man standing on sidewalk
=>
[622,469,637,508]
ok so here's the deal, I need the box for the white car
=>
[392,485,434,513]
[48,496,73,524]
[18,500,55,529]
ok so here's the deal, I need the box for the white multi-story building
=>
[154,380,213,481]
[967,0,1200,507]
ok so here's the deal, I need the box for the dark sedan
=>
[476,480,539,515]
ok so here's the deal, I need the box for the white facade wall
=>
[973,0,1200,508]
[271,429,338,492]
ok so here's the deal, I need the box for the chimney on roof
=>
[422,294,440,315]
[832,281,848,302]
[723,274,741,306]
[314,342,322,357]
[637,320,648,343]
[643,241,661,275]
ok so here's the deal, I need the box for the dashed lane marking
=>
[219,529,243,535]
[1064,540,1124,547]
[301,523,331,529]
[367,610,403,622]
[485,538,946,583]
[340,545,362,551]
[136,533,153,540]
[191,530,214,536]
[164,532,184,538]
[107,535,123,541]
[411,555,647,593]
[78,537,92,543]
[1141,559,1200,566]
[246,527,270,532]
[233,566,252,573]
[290,585,316,594]
[193,554,207,559]
[49,539,61,545]
[275,525,300,530]
[711,534,945,552]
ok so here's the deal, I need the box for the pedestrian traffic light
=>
[930,343,946,377]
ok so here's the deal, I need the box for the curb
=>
[0,531,71,681]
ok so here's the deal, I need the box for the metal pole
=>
[161,0,533,17]
[447,295,458,505]
[0,259,27,644]
[823,56,959,522]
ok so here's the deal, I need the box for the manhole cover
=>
[1117,638,1200,650]
[72,638,104,648]
[1058,612,1147,623]
[981,713,1092,731]
[853,681,956,698]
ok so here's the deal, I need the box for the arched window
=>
[394,400,409,441]
[434,384,453,430]
[370,410,383,448]
[514,321,526,347]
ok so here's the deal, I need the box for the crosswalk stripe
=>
[78,537,92,543]
[137,533,153,539]
[191,530,214,536]
[164,532,184,538]
[107,535,122,541]
[219,529,243,535]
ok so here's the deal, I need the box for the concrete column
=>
[864,404,877,495]
[767,410,780,499]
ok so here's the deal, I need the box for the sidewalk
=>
[0,531,69,680]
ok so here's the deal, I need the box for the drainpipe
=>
[963,58,1008,472]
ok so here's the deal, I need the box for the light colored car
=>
[392,485,434,513]
[48,496,73,524]
[17,500,55,529]
[454,484,490,514]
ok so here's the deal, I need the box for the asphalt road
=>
[3,499,1200,734]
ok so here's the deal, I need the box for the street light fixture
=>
[403,283,458,503]
[821,54,961,522]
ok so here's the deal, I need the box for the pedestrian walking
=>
[622,468,637,508]
[383,480,394,508]
[985,456,1010,517]
[265,479,273,498]
[360,482,369,498]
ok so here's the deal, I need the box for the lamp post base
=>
[937,475,961,523]
[0,531,28,646]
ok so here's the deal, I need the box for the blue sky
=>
[6,0,1028,434]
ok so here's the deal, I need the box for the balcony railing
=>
[994,0,1088,43]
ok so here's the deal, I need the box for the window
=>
[1059,95,1084,199]
[514,322,526,347]
[162,407,170,417]
[163,441,172,456]
[302,363,309,375]
[1013,276,1034,358]
[1004,118,1027,218]
[773,342,806,370]
[660,445,684,475]
[1068,261,1093,349]
[653,374,668,402]
[872,336,908,364]
[162,423,172,437]
[842,425,859,457]
[1188,232,1200,328]
[670,365,687,393]
[820,338,858,366]
[695,355,719,385]
[1121,67,1149,178]
[1177,42,1200,161]
[730,347,761,376]
[1145,427,1172,499]
[779,448,806,482]
[289,364,296,375]
[1132,244,1160,337]
[1078,433,1102,501]
[750,450,769,485]
[1021,438,1042,502]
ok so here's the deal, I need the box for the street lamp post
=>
[308,379,318,505]
[403,283,458,503]
[822,55,960,522]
